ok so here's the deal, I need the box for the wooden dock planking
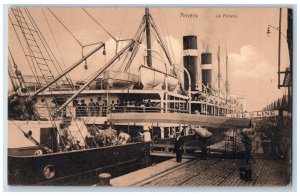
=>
[254,159,291,186]
[143,159,219,186]
[110,158,190,186]
[181,159,241,186]
[138,158,290,186]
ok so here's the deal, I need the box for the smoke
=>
[197,8,215,53]
[200,40,210,53]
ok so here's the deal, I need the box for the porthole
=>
[42,165,55,179]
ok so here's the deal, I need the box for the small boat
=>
[139,65,178,91]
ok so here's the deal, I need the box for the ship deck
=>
[110,157,290,187]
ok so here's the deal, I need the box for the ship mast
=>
[225,46,229,94]
[225,45,229,103]
[145,8,152,68]
[217,43,221,95]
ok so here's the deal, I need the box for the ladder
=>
[11,7,56,86]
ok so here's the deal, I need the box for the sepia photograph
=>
[6,6,293,188]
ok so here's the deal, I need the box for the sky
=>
[7,7,291,111]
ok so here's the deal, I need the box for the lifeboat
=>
[102,70,140,88]
[139,65,178,91]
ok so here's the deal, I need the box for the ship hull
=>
[8,142,151,185]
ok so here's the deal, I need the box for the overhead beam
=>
[31,43,105,98]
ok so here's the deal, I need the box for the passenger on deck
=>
[49,99,57,113]
[126,101,135,112]
[145,99,151,107]
[80,100,88,116]
[88,98,95,116]
[95,97,103,116]
[102,100,107,116]
[73,100,80,117]
[110,100,116,111]
[115,100,120,112]
[139,101,146,108]
[118,100,126,112]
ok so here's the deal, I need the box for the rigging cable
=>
[158,9,175,64]
[116,8,128,53]
[81,47,132,125]
[26,8,85,146]
[10,9,77,148]
[25,8,73,90]
[8,47,28,94]
[47,8,83,47]
[124,17,146,71]
[20,8,59,86]
[41,8,74,87]
[8,14,41,88]
[118,8,127,41]
[26,8,65,80]
[46,8,89,73]
[81,8,117,42]
[8,57,20,92]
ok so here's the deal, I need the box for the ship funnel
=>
[183,35,199,91]
[201,53,212,93]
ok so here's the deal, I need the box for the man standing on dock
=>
[241,131,253,164]
[174,132,184,163]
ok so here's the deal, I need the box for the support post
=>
[145,8,152,67]
[277,8,282,89]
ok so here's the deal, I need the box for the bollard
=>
[97,173,111,186]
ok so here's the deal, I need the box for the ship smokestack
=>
[201,52,212,93]
[183,35,199,91]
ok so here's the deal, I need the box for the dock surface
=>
[111,158,290,187]
[110,158,190,186]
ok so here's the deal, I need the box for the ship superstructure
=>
[7,7,249,185]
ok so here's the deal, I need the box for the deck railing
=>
[35,105,189,119]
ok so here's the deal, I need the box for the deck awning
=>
[107,113,250,129]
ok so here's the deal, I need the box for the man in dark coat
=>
[199,137,209,160]
[241,132,253,164]
[80,100,88,116]
[88,98,95,116]
[174,132,185,163]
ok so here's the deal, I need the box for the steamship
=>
[8,7,249,185]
